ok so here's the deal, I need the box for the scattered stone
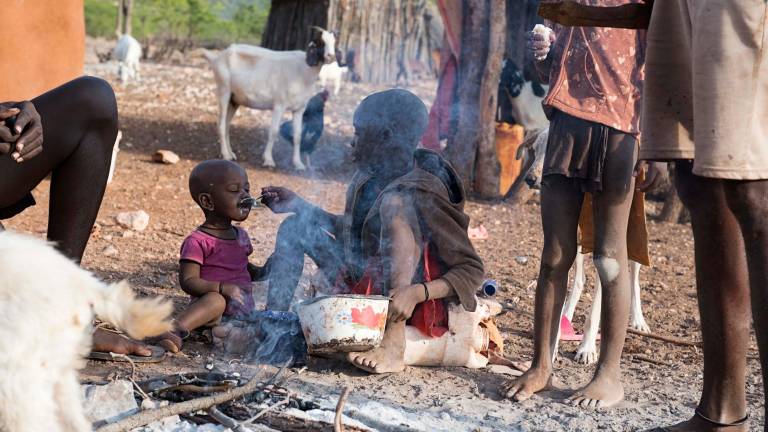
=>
[116,210,150,231]
[102,245,118,257]
[103,234,114,241]
[122,230,134,238]
[515,256,529,265]
[81,380,138,425]
[152,150,180,165]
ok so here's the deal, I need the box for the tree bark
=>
[115,0,124,37]
[445,0,488,191]
[123,0,133,36]
[472,0,505,198]
[262,0,330,51]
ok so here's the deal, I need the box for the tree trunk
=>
[123,0,133,36]
[261,0,330,51]
[115,0,124,36]
[445,0,488,191]
[472,0,505,198]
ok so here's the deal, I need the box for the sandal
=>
[87,345,166,363]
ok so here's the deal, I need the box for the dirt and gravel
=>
[4,50,764,431]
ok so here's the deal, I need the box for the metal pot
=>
[294,294,389,354]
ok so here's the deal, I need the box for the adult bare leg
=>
[0,77,117,261]
[654,161,750,431]
[567,136,636,409]
[725,179,768,429]
[505,174,583,401]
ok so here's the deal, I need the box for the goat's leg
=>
[628,260,650,332]
[263,105,285,168]
[290,108,306,170]
[217,91,237,160]
[134,61,141,82]
[55,370,91,432]
[334,76,341,95]
[225,101,239,155]
[575,274,601,365]
[562,247,585,321]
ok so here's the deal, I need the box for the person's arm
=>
[386,191,484,322]
[261,186,341,233]
[529,23,558,84]
[538,0,653,29]
[0,101,43,163]
[179,260,246,306]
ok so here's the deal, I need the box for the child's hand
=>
[527,26,556,61]
[261,186,304,214]
[389,284,426,322]
[220,283,245,307]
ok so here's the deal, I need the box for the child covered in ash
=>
[158,159,263,353]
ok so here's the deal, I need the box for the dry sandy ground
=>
[4,55,764,431]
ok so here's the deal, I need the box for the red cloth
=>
[421,0,463,151]
[346,244,449,338]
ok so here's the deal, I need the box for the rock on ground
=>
[116,210,150,231]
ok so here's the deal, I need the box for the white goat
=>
[205,29,337,170]
[0,231,172,432]
[318,61,348,95]
[113,34,142,84]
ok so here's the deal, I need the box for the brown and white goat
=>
[205,28,337,170]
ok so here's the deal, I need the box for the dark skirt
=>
[0,193,35,220]
[543,110,634,193]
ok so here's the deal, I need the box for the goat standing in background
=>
[205,28,337,170]
[113,34,142,84]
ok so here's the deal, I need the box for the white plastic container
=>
[294,294,389,354]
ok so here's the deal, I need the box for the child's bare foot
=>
[503,365,552,401]
[347,321,405,374]
[157,331,183,353]
[566,368,624,409]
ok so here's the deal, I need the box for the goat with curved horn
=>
[310,25,328,33]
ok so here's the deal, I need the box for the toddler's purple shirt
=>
[180,227,254,316]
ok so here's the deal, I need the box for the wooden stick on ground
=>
[96,368,268,432]
[334,387,351,432]
[627,328,702,347]
[630,354,671,367]
[207,406,250,432]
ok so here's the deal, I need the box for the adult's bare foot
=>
[92,328,152,357]
[503,365,552,402]
[566,368,624,409]
[649,412,749,432]
[347,320,405,374]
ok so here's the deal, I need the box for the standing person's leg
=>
[656,161,751,431]
[0,77,118,262]
[266,213,346,310]
[725,179,768,428]
[567,136,636,408]
[505,174,583,401]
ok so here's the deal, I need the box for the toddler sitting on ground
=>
[158,159,261,353]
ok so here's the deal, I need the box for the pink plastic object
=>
[559,316,583,341]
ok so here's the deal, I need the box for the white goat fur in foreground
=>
[318,61,348,95]
[0,231,172,432]
[113,34,142,83]
[205,30,336,170]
